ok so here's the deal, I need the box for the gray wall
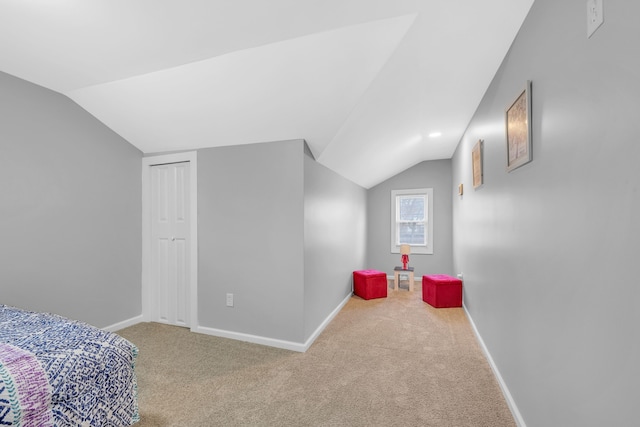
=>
[367,159,453,277]
[197,140,305,342]
[451,1,640,425]
[197,139,368,345]
[185,140,366,344]
[0,71,142,328]
[303,152,367,339]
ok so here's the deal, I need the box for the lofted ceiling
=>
[0,0,534,188]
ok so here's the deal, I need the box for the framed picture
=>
[472,139,483,189]
[505,81,532,172]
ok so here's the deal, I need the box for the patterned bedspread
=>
[0,305,139,427]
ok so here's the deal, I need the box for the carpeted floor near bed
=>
[118,287,515,427]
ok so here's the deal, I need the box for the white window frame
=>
[390,188,433,255]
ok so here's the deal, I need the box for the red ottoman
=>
[422,275,462,308]
[353,270,388,300]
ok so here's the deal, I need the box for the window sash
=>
[395,194,427,246]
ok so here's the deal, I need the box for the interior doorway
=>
[142,152,198,330]
[150,161,190,326]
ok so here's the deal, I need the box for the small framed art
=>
[505,81,532,172]
[472,139,483,189]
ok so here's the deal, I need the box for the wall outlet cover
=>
[587,0,604,38]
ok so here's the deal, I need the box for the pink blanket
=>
[0,343,53,426]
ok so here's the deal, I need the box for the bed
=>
[0,305,139,426]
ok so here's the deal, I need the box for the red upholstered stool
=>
[422,275,462,308]
[353,270,388,300]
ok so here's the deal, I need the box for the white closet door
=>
[151,162,190,327]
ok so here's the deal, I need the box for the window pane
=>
[398,222,426,245]
[398,196,425,221]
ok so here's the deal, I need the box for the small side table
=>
[393,267,415,291]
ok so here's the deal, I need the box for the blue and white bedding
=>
[0,305,139,426]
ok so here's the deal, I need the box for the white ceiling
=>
[0,0,534,188]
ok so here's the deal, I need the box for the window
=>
[391,188,433,254]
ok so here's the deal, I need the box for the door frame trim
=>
[142,151,198,330]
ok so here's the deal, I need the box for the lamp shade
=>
[400,244,411,255]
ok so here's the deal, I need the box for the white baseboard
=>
[194,293,352,353]
[463,304,527,427]
[102,314,144,332]
[193,324,308,352]
[301,292,352,351]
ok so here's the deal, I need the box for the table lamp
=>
[400,244,410,270]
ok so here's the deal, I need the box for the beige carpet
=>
[118,288,515,427]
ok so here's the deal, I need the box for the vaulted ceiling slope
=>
[0,0,534,188]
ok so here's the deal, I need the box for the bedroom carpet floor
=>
[118,287,515,427]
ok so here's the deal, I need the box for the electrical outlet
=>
[226,293,234,307]
[587,0,604,38]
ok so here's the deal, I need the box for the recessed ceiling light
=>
[428,132,442,138]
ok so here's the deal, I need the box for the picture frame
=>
[472,139,483,189]
[505,80,532,172]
